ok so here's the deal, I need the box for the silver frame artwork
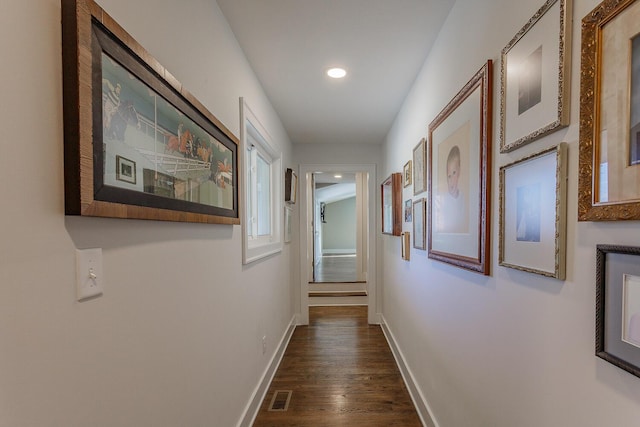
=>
[499,0,572,152]
[499,143,567,278]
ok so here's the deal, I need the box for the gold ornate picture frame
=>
[579,0,640,221]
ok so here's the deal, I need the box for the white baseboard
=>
[380,315,438,427]
[237,315,297,427]
[322,249,356,255]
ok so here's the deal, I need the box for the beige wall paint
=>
[382,0,640,426]
[322,197,357,252]
[0,1,292,426]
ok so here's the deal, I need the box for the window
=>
[241,99,282,264]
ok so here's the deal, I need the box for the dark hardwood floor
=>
[313,254,360,283]
[253,306,422,426]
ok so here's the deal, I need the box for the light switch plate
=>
[76,248,103,301]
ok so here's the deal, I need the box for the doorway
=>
[298,164,378,325]
[312,172,365,283]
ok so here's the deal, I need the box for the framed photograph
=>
[428,61,492,275]
[285,168,297,204]
[403,160,412,187]
[499,143,567,279]
[579,0,640,221]
[116,155,136,185]
[413,138,427,195]
[401,232,411,261]
[381,173,402,236]
[62,0,239,224]
[284,206,292,243]
[596,245,640,379]
[404,199,412,222]
[500,0,572,152]
[413,198,426,250]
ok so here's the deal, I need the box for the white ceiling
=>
[216,0,455,146]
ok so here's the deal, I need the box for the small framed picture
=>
[116,155,136,185]
[403,160,412,187]
[404,199,412,222]
[401,231,411,261]
[413,198,426,250]
[500,0,572,152]
[284,206,292,243]
[413,138,427,195]
[285,168,297,204]
[381,173,402,236]
[596,245,640,379]
[499,143,567,279]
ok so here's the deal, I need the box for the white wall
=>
[382,0,640,426]
[322,197,356,252]
[0,1,293,426]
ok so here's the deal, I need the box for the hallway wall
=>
[0,1,293,426]
[381,0,640,426]
[322,197,357,253]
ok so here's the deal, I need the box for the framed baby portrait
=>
[499,143,567,279]
[596,245,640,379]
[428,61,492,275]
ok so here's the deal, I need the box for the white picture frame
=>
[499,0,572,152]
[499,143,567,278]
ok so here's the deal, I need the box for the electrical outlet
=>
[76,248,103,301]
[262,336,267,354]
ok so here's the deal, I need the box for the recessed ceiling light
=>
[327,67,347,79]
[334,174,343,178]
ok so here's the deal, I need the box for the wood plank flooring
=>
[313,254,360,283]
[253,306,421,426]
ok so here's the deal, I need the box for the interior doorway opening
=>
[312,172,366,283]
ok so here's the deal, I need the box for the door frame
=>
[298,163,378,325]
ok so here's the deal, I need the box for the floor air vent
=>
[268,390,292,411]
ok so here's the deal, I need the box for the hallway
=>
[253,306,421,426]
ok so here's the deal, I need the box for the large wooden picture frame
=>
[428,61,492,275]
[381,173,402,236]
[62,0,239,224]
[500,0,572,152]
[499,143,568,279]
[579,0,640,221]
[596,245,640,379]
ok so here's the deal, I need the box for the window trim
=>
[240,98,282,264]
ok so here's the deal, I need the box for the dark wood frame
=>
[62,0,239,224]
[412,198,426,250]
[381,173,402,236]
[427,60,492,275]
[579,0,640,221]
[285,168,297,204]
[596,244,640,379]
[413,138,427,195]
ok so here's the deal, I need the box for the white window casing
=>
[240,98,282,264]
